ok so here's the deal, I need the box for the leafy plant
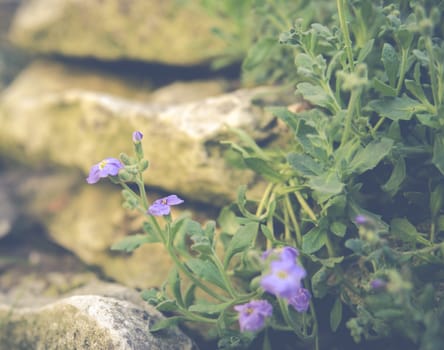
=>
[87,0,444,349]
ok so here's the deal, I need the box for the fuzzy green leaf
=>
[110,234,155,252]
[348,138,394,175]
[432,134,444,175]
[244,157,285,182]
[302,226,327,254]
[330,221,347,237]
[381,157,406,196]
[368,95,422,121]
[330,298,343,332]
[297,82,335,110]
[185,258,227,291]
[373,78,397,97]
[150,316,184,332]
[381,43,399,87]
[308,171,344,203]
[223,222,259,268]
[188,301,231,315]
[287,153,324,176]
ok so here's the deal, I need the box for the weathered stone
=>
[0,174,18,238]
[8,0,239,66]
[0,60,276,205]
[0,287,197,350]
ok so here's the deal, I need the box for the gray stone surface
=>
[0,283,197,350]
[8,0,240,65]
[0,60,276,205]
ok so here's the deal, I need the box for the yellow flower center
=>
[99,160,108,170]
[277,270,288,279]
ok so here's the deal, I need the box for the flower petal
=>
[148,203,171,216]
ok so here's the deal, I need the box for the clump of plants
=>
[87,0,444,349]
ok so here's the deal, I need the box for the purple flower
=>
[355,215,368,225]
[288,287,311,312]
[261,246,299,262]
[132,131,143,142]
[370,278,387,290]
[86,157,123,184]
[234,300,272,332]
[148,195,184,216]
[260,258,306,299]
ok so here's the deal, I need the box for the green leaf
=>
[309,255,344,268]
[156,300,178,312]
[347,138,394,175]
[381,157,406,196]
[390,217,430,245]
[311,266,330,298]
[242,37,277,70]
[405,79,427,103]
[168,267,183,307]
[223,222,259,268]
[110,234,154,252]
[357,39,374,63]
[302,226,327,254]
[287,153,323,176]
[188,301,231,314]
[185,258,227,291]
[297,82,335,110]
[330,221,347,237]
[308,171,344,203]
[150,316,184,332]
[244,157,285,182]
[267,106,298,131]
[432,134,444,175]
[368,95,422,121]
[381,43,399,87]
[373,78,397,97]
[330,298,343,332]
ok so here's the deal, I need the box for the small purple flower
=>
[86,157,123,184]
[260,259,306,299]
[261,246,299,262]
[148,195,184,216]
[288,287,311,312]
[355,215,368,225]
[234,300,272,332]
[132,131,143,142]
[370,278,387,290]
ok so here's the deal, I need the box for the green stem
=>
[256,183,274,217]
[284,194,303,246]
[340,88,360,146]
[210,253,238,298]
[294,191,317,222]
[308,299,320,350]
[336,0,354,71]
[396,48,409,95]
[167,243,228,302]
[425,37,440,107]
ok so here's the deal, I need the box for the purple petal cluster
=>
[260,246,310,313]
[86,157,123,184]
[288,287,311,312]
[132,130,144,142]
[148,195,184,216]
[234,300,272,332]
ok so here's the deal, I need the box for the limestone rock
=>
[0,60,276,205]
[8,0,238,66]
[0,288,197,350]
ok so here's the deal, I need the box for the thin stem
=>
[340,88,360,146]
[210,253,238,298]
[294,191,317,222]
[336,0,354,71]
[396,48,409,95]
[425,37,440,107]
[256,183,274,216]
[284,194,303,246]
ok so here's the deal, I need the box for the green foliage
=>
[96,0,444,349]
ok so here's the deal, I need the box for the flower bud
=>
[132,130,143,143]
